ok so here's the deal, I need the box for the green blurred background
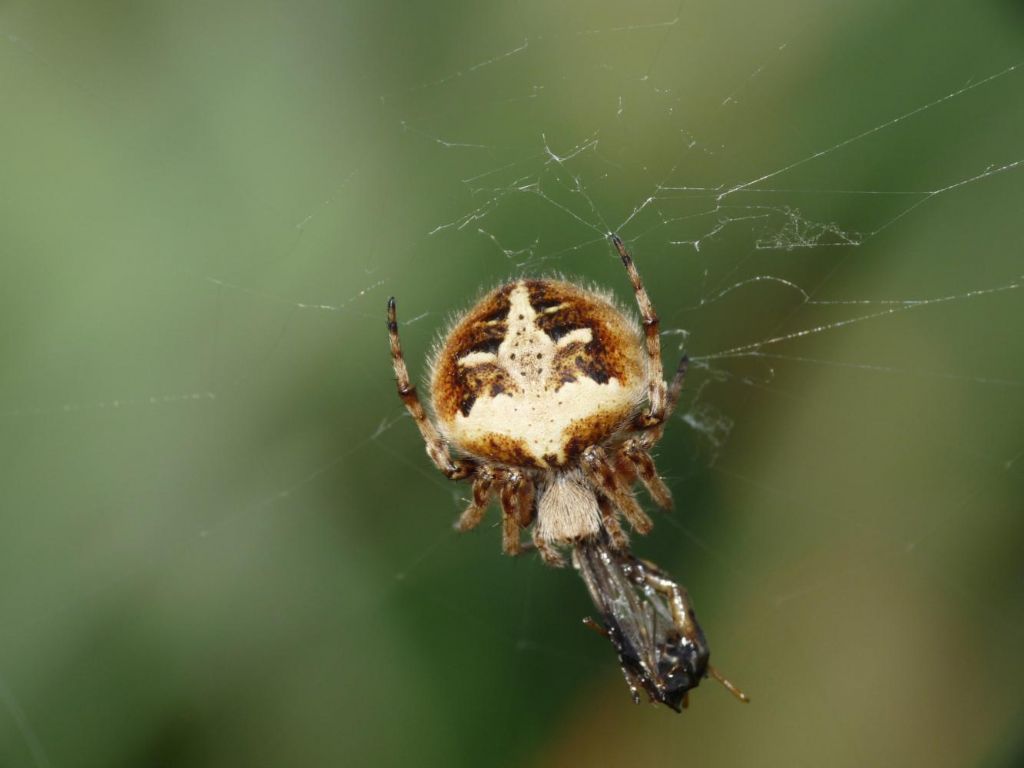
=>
[1,1,1022,766]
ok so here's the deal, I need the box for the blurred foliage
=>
[1,1,1022,767]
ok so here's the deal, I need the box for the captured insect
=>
[574,532,747,709]
[387,234,747,710]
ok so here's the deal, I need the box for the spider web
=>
[1,2,1022,767]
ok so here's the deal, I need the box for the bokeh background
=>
[1,1,1022,766]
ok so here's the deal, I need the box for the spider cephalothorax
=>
[387,235,687,566]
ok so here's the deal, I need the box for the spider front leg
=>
[388,297,471,480]
[637,353,690,443]
[612,234,666,428]
[612,234,693,436]
[622,354,690,507]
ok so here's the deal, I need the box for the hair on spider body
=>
[387,233,746,709]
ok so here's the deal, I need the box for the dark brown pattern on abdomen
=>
[526,280,623,390]
[459,363,519,416]
[432,283,517,420]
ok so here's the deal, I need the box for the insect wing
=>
[573,540,700,711]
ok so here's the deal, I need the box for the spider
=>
[386,234,686,567]
[387,234,748,708]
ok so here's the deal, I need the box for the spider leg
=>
[621,440,672,509]
[636,354,690,446]
[498,471,532,556]
[596,492,629,549]
[582,445,653,535]
[514,472,536,528]
[620,355,686,507]
[455,467,495,532]
[388,297,472,480]
[530,527,566,567]
[611,450,639,485]
[611,234,665,429]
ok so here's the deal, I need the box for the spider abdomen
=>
[430,279,646,468]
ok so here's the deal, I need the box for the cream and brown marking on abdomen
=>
[431,279,646,468]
